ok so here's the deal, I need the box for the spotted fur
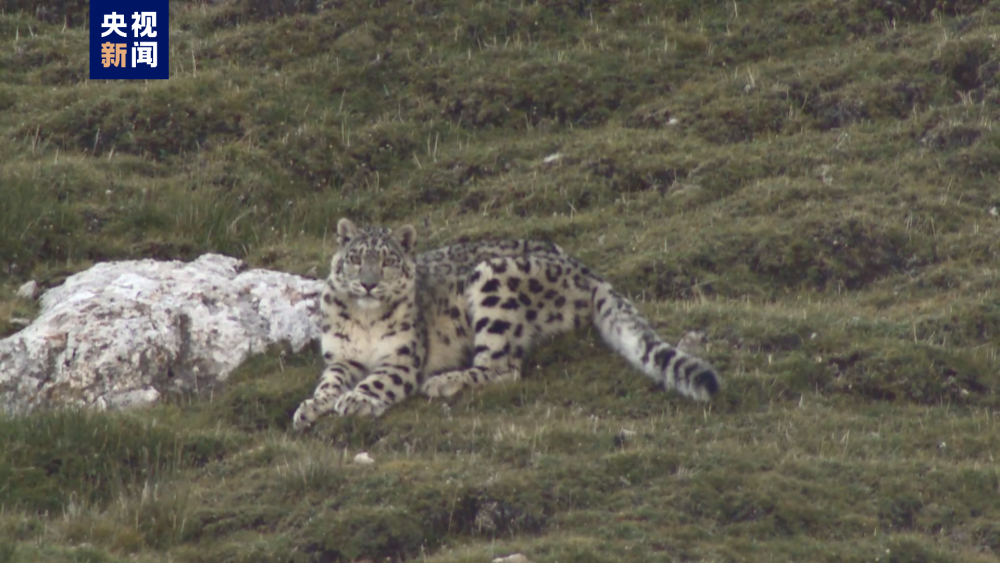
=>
[292,218,721,430]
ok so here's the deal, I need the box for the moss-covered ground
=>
[2,0,1000,561]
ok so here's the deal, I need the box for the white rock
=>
[354,452,375,465]
[492,555,533,563]
[676,330,706,354]
[0,254,323,416]
[15,280,38,300]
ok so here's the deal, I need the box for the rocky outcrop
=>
[0,254,322,415]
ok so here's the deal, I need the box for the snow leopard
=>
[292,218,721,430]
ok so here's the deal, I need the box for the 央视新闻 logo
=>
[90,0,169,79]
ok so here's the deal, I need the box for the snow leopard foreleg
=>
[293,359,366,431]
[335,348,422,416]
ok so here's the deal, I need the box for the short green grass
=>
[2,0,1000,561]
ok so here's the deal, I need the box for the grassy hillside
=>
[2,0,1000,561]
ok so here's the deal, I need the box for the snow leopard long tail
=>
[591,281,721,401]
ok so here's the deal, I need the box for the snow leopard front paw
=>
[421,374,467,398]
[334,390,389,417]
[292,399,318,432]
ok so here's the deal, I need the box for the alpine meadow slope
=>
[2,0,1000,561]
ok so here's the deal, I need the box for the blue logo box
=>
[89,0,169,79]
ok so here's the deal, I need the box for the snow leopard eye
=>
[348,254,362,265]
[383,256,398,268]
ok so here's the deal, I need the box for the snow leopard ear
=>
[336,218,359,247]
[392,224,417,254]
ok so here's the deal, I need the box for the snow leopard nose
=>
[361,282,377,293]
